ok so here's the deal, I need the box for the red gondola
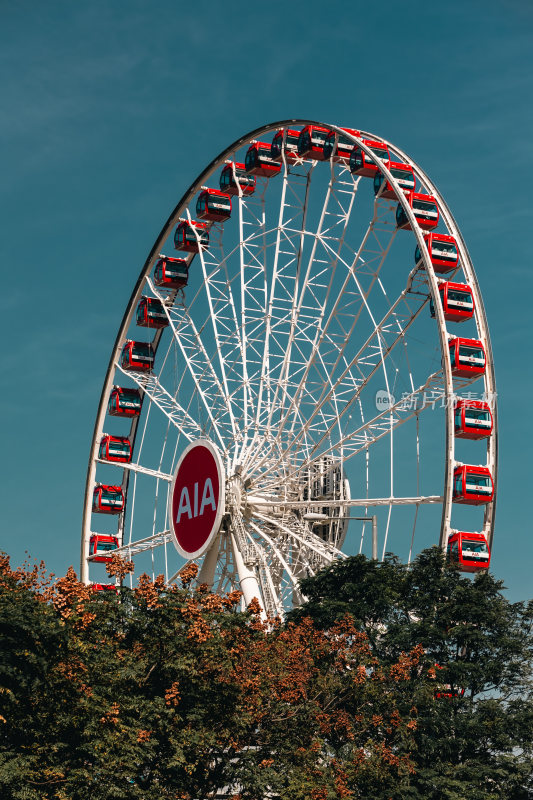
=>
[297,125,331,161]
[108,387,142,418]
[98,435,132,464]
[271,128,301,161]
[447,531,491,572]
[196,189,232,222]
[219,162,256,196]
[454,399,493,440]
[448,337,486,378]
[373,161,415,199]
[453,465,494,505]
[153,257,189,290]
[92,484,124,515]
[136,296,168,329]
[174,220,209,253]
[415,233,459,274]
[349,139,390,177]
[92,583,118,593]
[245,142,282,177]
[121,340,154,372]
[323,128,361,162]
[430,282,475,323]
[396,191,439,231]
[89,534,119,563]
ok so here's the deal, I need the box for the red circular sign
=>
[169,440,225,558]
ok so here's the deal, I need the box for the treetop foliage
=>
[290,547,533,799]
[0,552,424,800]
[0,547,531,799]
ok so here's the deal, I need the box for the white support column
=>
[197,531,222,588]
[229,532,265,617]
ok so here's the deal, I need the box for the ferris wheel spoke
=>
[236,183,269,458]
[259,370,446,493]
[96,459,172,483]
[166,559,198,586]
[248,199,395,476]
[252,511,345,564]
[257,495,443,511]
[156,292,234,448]
[246,520,314,608]
[242,160,317,464]
[253,272,429,484]
[300,223,399,392]
[242,165,361,469]
[191,258,240,442]
[187,205,286,441]
[107,530,172,558]
[147,267,241,448]
[247,519,300,589]
[264,168,361,443]
[284,302,427,462]
[256,165,346,429]
[237,177,336,461]
[284,201,396,411]
[205,237,254,457]
[183,211,251,450]
[114,364,215,446]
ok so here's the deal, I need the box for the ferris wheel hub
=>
[227,473,245,513]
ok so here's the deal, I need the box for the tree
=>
[5,546,529,799]
[0,555,70,798]
[0,553,424,799]
[289,547,533,799]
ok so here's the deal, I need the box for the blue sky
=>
[1,0,532,600]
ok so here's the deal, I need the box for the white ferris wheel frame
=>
[81,120,498,614]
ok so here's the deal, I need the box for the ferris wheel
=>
[81,120,497,615]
